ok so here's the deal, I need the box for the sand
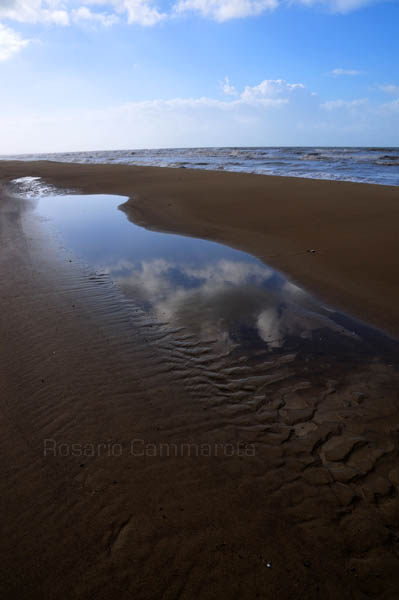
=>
[1,161,399,599]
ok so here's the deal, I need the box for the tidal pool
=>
[34,192,398,360]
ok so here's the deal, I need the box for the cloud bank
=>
[1,76,398,153]
[0,0,389,36]
[0,0,70,25]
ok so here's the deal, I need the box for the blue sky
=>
[0,0,398,153]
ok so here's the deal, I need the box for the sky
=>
[0,0,398,153]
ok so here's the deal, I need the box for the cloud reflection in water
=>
[103,257,340,350]
[34,192,349,353]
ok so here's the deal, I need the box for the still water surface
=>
[35,193,397,359]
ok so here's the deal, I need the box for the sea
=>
[2,147,399,186]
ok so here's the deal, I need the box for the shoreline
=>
[2,145,398,188]
[1,159,399,336]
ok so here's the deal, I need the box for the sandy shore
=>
[1,160,399,335]
[1,161,399,599]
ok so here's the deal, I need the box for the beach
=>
[1,160,399,599]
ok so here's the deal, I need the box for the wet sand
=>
[1,162,399,599]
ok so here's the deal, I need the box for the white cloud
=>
[240,79,305,102]
[0,23,30,61]
[295,0,377,14]
[221,76,237,96]
[72,6,119,26]
[0,0,166,27]
[330,68,363,76]
[91,79,300,112]
[321,98,368,111]
[0,0,388,29]
[173,0,278,21]
[0,0,70,25]
[108,92,289,113]
[91,0,166,25]
[381,99,399,112]
[379,84,399,96]
[174,0,384,19]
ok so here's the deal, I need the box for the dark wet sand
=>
[1,162,399,599]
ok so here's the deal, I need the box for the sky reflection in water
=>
[36,194,363,353]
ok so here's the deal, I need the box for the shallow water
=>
[33,191,399,361]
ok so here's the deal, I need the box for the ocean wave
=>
[375,160,399,166]
[1,147,398,186]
